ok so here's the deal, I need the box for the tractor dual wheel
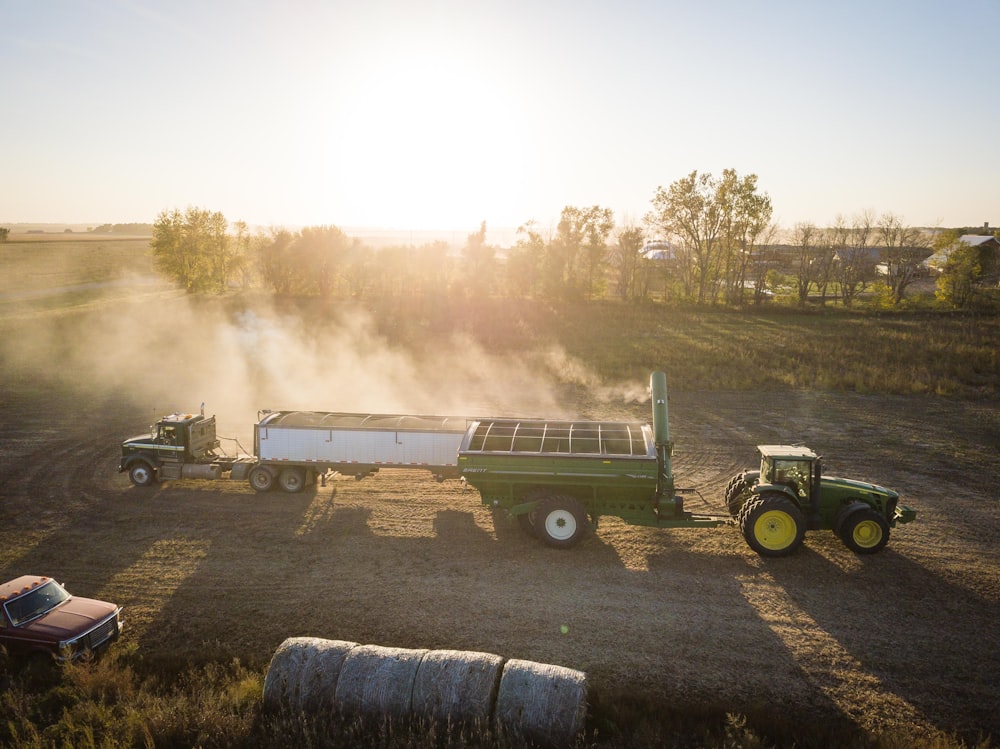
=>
[838,508,890,554]
[536,496,588,548]
[724,471,758,516]
[127,461,156,487]
[738,493,806,557]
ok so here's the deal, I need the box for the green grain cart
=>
[459,372,915,555]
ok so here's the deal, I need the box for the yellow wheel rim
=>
[753,510,797,551]
[852,519,883,548]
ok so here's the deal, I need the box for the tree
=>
[463,221,496,297]
[935,241,981,309]
[833,211,877,306]
[547,206,615,299]
[876,212,929,305]
[505,221,546,298]
[0,226,9,242]
[609,223,647,300]
[715,169,774,306]
[150,207,230,293]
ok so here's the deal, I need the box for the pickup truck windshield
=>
[4,581,71,626]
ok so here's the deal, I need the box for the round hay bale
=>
[494,658,588,746]
[333,643,429,720]
[411,649,504,726]
[263,637,358,712]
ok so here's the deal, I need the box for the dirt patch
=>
[1,372,998,743]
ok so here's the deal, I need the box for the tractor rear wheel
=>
[839,509,890,554]
[739,493,805,557]
[725,471,758,516]
[536,496,588,548]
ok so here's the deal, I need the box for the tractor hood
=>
[823,475,898,499]
[122,434,155,447]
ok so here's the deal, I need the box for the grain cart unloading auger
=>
[458,372,915,555]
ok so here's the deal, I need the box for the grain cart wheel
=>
[279,468,306,493]
[248,466,275,493]
[839,508,890,554]
[739,493,805,557]
[128,461,156,487]
[537,496,588,548]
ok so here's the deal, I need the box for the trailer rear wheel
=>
[739,493,805,557]
[839,509,889,554]
[127,461,156,487]
[279,468,306,493]
[249,466,275,492]
[537,496,587,548]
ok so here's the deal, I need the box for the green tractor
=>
[725,445,916,557]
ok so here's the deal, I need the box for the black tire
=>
[536,496,588,548]
[127,461,156,487]
[725,471,758,516]
[738,493,805,557]
[838,508,890,554]
[278,468,306,493]
[248,466,275,493]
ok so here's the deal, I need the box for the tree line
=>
[150,170,998,309]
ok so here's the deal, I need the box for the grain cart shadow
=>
[432,509,495,544]
[765,547,1000,743]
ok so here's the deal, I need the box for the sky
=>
[1,0,998,237]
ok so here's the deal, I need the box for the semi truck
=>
[120,373,915,556]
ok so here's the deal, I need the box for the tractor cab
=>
[758,445,819,500]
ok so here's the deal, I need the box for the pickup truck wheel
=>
[248,466,275,492]
[128,462,156,487]
[537,496,587,548]
[739,493,805,557]
[279,468,306,493]
[839,509,890,554]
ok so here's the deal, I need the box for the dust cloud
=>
[0,291,653,445]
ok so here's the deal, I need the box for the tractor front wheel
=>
[738,493,805,557]
[839,509,890,554]
[536,496,588,549]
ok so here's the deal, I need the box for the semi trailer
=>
[120,373,915,556]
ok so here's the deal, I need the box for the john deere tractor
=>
[725,445,916,557]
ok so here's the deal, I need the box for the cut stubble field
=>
[0,241,998,746]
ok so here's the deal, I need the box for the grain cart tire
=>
[279,468,306,493]
[128,461,156,487]
[739,493,805,557]
[838,507,890,554]
[537,496,588,548]
[249,465,275,492]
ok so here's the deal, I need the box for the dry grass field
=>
[1,236,998,747]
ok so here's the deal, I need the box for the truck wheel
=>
[248,466,275,492]
[839,509,890,554]
[128,461,156,487]
[739,493,805,557]
[537,496,588,548]
[279,468,306,493]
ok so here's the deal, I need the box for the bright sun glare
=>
[325,47,530,229]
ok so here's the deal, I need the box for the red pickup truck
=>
[1,576,124,661]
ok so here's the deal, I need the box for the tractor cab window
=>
[158,425,178,446]
[773,459,810,497]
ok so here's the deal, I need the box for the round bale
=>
[494,658,588,746]
[411,649,505,726]
[263,637,358,712]
[333,643,428,720]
